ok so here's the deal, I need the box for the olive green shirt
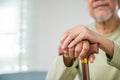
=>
[46,23,120,80]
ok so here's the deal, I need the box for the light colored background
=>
[26,0,93,71]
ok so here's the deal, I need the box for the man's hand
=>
[60,24,100,49]
[58,40,98,67]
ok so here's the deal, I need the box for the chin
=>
[92,11,112,22]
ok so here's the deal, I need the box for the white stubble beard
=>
[91,9,112,23]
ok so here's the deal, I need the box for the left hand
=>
[60,24,100,49]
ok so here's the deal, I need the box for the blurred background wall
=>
[0,0,93,73]
[26,0,92,71]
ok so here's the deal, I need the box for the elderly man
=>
[46,0,120,80]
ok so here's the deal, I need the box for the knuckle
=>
[75,47,81,54]
[83,46,89,51]
[69,34,74,38]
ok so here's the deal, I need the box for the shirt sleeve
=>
[107,41,120,70]
[46,56,79,80]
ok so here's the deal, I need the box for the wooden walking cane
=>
[81,43,98,80]
[58,43,98,80]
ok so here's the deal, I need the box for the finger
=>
[60,32,69,44]
[79,41,90,59]
[62,33,78,49]
[88,54,95,63]
[68,47,74,58]
[60,29,73,44]
[68,33,85,48]
[58,45,64,55]
[75,42,83,58]
[63,49,69,58]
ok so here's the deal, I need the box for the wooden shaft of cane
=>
[81,58,90,80]
[81,43,98,80]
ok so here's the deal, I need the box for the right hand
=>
[58,40,98,63]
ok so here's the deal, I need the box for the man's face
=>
[87,0,117,22]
